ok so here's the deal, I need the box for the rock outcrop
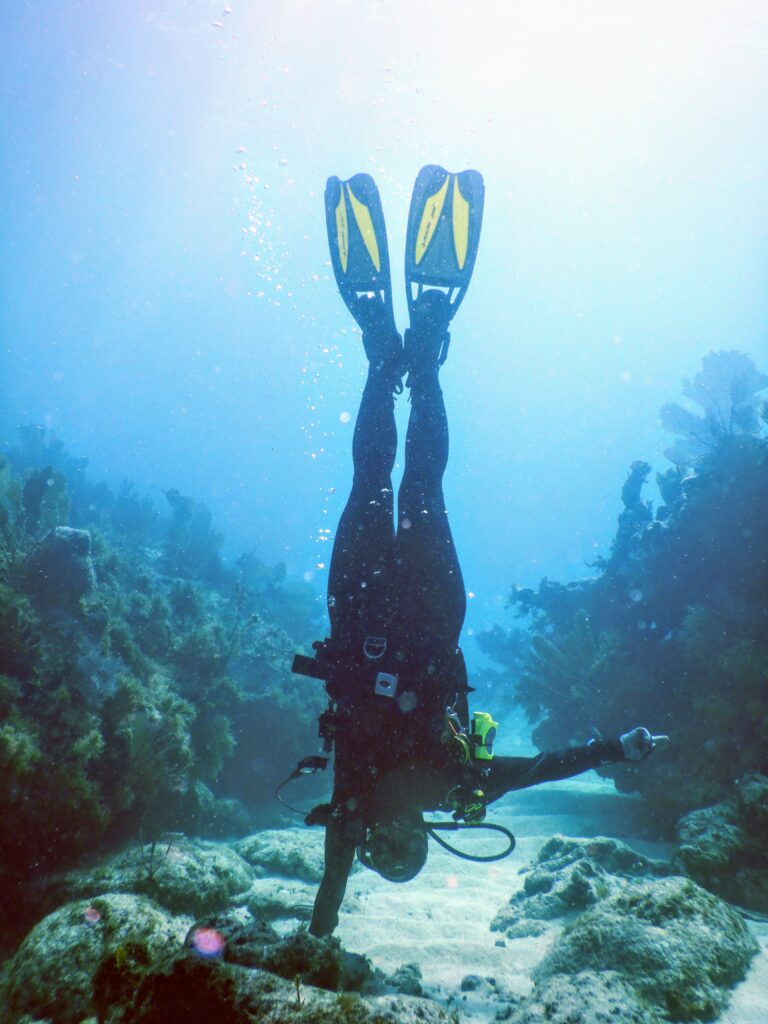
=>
[675,773,768,913]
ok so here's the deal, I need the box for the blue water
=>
[2,0,767,648]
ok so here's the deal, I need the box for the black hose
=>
[274,756,330,815]
[274,774,310,815]
[425,821,516,862]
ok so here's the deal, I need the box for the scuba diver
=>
[290,166,668,938]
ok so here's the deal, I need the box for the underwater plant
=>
[0,427,324,947]
[111,480,158,547]
[0,456,69,579]
[490,351,768,831]
[660,349,768,467]
[163,487,224,582]
[516,612,621,741]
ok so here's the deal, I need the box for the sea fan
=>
[660,350,767,466]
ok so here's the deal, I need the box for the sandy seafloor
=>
[278,774,768,1024]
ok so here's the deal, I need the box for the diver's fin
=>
[405,165,484,326]
[325,173,396,335]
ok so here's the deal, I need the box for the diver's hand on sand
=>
[620,727,670,761]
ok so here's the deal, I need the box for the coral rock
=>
[535,876,758,1021]
[235,827,327,883]
[105,947,450,1023]
[675,773,768,912]
[491,835,669,934]
[23,526,95,607]
[508,970,662,1024]
[0,894,187,1024]
[387,961,423,996]
[49,836,254,917]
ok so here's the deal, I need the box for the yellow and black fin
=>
[324,173,396,333]
[405,165,484,324]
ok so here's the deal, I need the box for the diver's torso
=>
[328,640,470,822]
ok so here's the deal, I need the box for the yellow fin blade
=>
[335,190,349,273]
[452,177,470,270]
[346,184,381,273]
[415,175,449,266]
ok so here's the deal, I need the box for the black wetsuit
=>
[308,347,624,937]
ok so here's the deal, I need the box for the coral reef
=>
[0,893,189,1024]
[32,826,350,933]
[1,817,760,1024]
[491,835,670,935]
[114,952,453,1024]
[235,828,327,883]
[387,962,423,996]
[660,349,768,467]
[674,773,768,912]
[482,352,768,834]
[22,525,95,608]
[507,971,660,1024]
[46,836,254,917]
[535,877,757,1021]
[0,428,325,953]
[0,861,447,1024]
[491,834,758,1023]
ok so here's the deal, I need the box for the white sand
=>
[719,918,768,1024]
[327,774,768,1022]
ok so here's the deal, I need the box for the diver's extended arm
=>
[481,728,668,805]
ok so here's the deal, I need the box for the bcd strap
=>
[291,652,328,681]
[292,640,474,706]
[291,637,339,681]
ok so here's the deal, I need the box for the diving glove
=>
[620,727,670,761]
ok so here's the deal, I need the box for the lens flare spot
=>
[340,411,351,423]
[446,874,459,890]
[191,927,226,959]
[83,906,102,926]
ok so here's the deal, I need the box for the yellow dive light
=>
[470,712,498,760]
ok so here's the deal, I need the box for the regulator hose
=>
[425,820,516,862]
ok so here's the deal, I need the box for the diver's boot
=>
[356,294,405,393]
[403,289,451,389]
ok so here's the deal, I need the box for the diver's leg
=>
[396,297,466,654]
[327,349,400,646]
[310,734,371,937]
[309,819,357,936]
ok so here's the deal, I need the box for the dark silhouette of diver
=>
[290,167,668,938]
